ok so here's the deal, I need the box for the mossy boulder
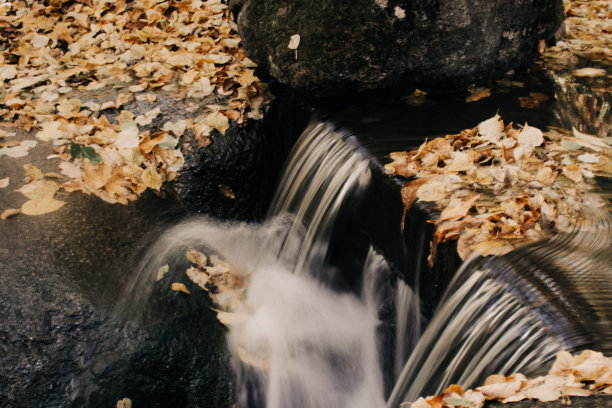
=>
[236,0,564,97]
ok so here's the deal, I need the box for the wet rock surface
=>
[0,134,234,407]
[236,0,563,97]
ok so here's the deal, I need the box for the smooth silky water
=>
[120,116,611,407]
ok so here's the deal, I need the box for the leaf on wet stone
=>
[0,140,38,158]
[24,164,44,181]
[219,184,235,199]
[156,264,169,281]
[204,111,229,134]
[1,208,21,220]
[18,180,60,200]
[162,120,188,137]
[21,197,66,215]
[288,34,301,49]
[171,282,190,295]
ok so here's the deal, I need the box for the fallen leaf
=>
[0,177,9,188]
[171,282,190,295]
[21,197,66,215]
[1,208,20,220]
[288,34,301,49]
[466,86,491,102]
[477,114,503,144]
[219,184,235,199]
[572,67,607,77]
[156,264,169,281]
[0,140,38,158]
[204,112,230,134]
[18,180,60,199]
[439,194,481,221]
[24,164,44,181]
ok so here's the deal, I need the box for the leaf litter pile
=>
[0,0,270,216]
[386,114,612,264]
[408,350,612,408]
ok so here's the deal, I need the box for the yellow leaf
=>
[17,180,59,199]
[204,112,229,134]
[1,208,20,219]
[24,164,44,180]
[143,167,162,191]
[171,282,190,295]
[21,197,66,215]
[219,184,235,199]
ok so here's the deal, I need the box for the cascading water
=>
[388,193,612,406]
[121,118,611,408]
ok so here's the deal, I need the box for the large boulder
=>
[236,0,564,97]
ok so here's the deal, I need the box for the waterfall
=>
[121,118,610,408]
[387,194,612,407]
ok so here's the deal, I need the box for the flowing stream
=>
[124,118,611,407]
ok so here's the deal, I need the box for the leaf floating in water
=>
[171,282,190,295]
[465,86,491,103]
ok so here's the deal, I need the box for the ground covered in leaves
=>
[386,114,612,263]
[0,0,269,216]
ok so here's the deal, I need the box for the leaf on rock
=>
[171,282,190,295]
[288,34,301,49]
[219,184,235,199]
[1,208,20,220]
[0,177,9,188]
[21,197,66,215]
[18,180,59,199]
[204,112,229,134]
[156,264,169,281]
[23,164,44,181]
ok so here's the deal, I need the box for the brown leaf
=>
[438,194,481,222]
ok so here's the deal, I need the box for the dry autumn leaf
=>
[1,208,20,220]
[171,282,191,295]
[21,197,66,215]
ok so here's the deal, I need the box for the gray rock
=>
[236,0,564,97]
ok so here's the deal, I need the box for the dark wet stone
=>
[236,0,564,97]
[169,89,312,221]
[0,132,234,407]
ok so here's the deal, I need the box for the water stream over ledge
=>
[121,110,611,407]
